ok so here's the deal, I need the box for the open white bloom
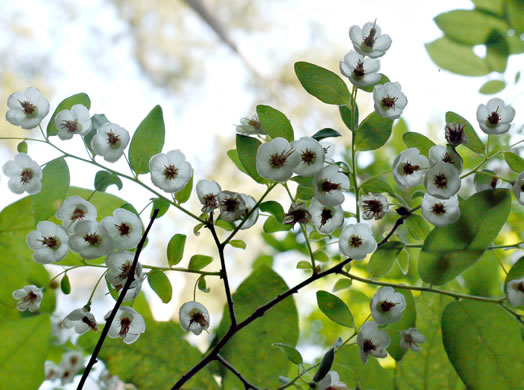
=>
[309,198,344,235]
[69,220,113,259]
[105,250,143,301]
[283,203,311,227]
[445,122,468,146]
[101,208,143,250]
[476,98,515,135]
[12,285,43,312]
[55,104,92,140]
[63,307,98,335]
[359,193,389,220]
[26,221,69,264]
[196,179,221,213]
[314,165,349,206]
[320,141,335,162]
[179,301,210,335]
[91,123,130,162]
[149,150,192,193]
[256,137,300,182]
[392,148,429,188]
[429,145,463,173]
[235,115,265,135]
[56,196,97,233]
[512,172,524,205]
[6,87,50,129]
[421,193,460,227]
[357,322,390,364]
[370,286,406,325]
[340,50,381,87]
[507,277,524,307]
[424,161,461,199]
[45,360,64,381]
[400,328,426,352]
[59,351,84,385]
[291,137,325,176]
[217,190,247,222]
[105,306,145,344]
[236,194,259,230]
[339,223,377,260]
[2,153,42,195]
[316,371,348,390]
[373,82,407,120]
[349,22,392,58]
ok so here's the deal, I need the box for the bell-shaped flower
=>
[256,137,300,182]
[424,161,461,199]
[69,220,113,259]
[179,301,210,335]
[314,165,349,206]
[217,190,247,222]
[12,285,43,312]
[6,87,50,129]
[26,221,69,264]
[370,286,406,325]
[149,150,192,193]
[283,203,311,227]
[309,198,344,235]
[421,193,460,227]
[400,328,426,352]
[340,50,381,87]
[349,21,392,58]
[316,371,348,390]
[105,250,143,301]
[101,208,143,250]
[235,194,259,230]
[339,222,377,260]
[2,153,42,195]
[445,122,468,146]
[392,148,429,188]
[235,115,265,135]
[512,172,524,205]
[373,82,407,120]
[476,97,515,135]
[507,277,524,307]
[359,193,388,220]
[56,195,98,233]
[63,307,98,335]
[357,321,390,364]
[291,137,325,176]
[55,104,92,140]
[91,123,130,162]
[45,361,64,381]
[105,306,145,344]
[429,145,463,173]
[196,179,221,213]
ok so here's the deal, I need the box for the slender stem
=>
[300,223,316,272]
[496,255,508,275]
[500,304,524,323]
[350,85,360,222]
[86,270,108,306]
[216,354,260,390]
[138,200,153,216]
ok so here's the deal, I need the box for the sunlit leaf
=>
[294,61,350,105]
[236,135,266,184]
[147,271,172,303]
[94,170,123,192]
[504,151,524,172]
[256,105,294,142]
[368,241,405,278]
[354,112,393,151]
[273,343,303,365]
[402,132,435,157]
[316,290,355,328]
[188,254,213,271]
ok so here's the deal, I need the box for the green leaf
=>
[419,189,511,285]
[402,132,435,157]
[175,169,193,204]
[385,289,415,361]
[227,149,249,175]
[505,256,524,291]
[32,157,70,224]
[311,128,342,141]
[215,219,235,231]
[446,111,485,155]
[229,239,247,249]
[425,37,491,76]
[339,103,359,131]
[360,177,395,197]
[462,251,502,297]
[253,254,273,269]
[472,0,504,15]
[316,290,355,328]
[259,201,285,222]
[406,214,430,241]
[60,274,71,295]
[396,249,410,274]
[313,249,329,262]
[47,93,91,136]
[0,315,51,390]
[94,170,123,192]
[128,105,165,175]
[296,260,313,269]
[263,216,291,233]
[150,197,170,219]
[442,301,524,389]
[486,32,509,73]
[314,348,335,382]
[368,241,405,278]
[188,255,213,271]
[256,105,294,142]
[507,0,524,34]
[354,112,393,151]
[17,141,28,154]
[197,275,210,293]
[479,79,506,94]
[273,343,303,365]
[504,151,524,172]
[294,61,350,105]
[296,183,315,200]
[147,271,172,303]
[332,278,352,292]
[359,73,390,93]
[236,135,266,184]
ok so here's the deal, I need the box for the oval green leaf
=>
[47,93,91,136]
[445,111,484,155]
[188,254,213,271]
[151,197,170,219]
[360,177,396,197]
[259,201,285,222]
[354,112,393,151]
[504,151,524,172]
[311,128,342,141]
[316,290,355,328]
[94,170,123,192]
[147,271,172,303]
[294,61,350,105]
[263,216,291,233]
[17,141,28,154]
[256,105,294,142]
[229,239,247,250]
[175,169,193,204]
[368,241,405,278]
[332,278,352,292]
[167,233,186,266]
[60,274,71,295]
[339,103,359,131]
[402,132,435,157]
[273,343,303,365]
[406,214,429,241]
[236,135,266,184]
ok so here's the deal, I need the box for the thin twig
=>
[216,354,261,390]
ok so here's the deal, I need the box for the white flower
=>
[45,360,64,381]
[236,194,259,230]
[2,153,42,195]
[217,190,247,222]
[309,198,344,235]
[373,82,407,120]
[359,193,389,220]
[101,208,143,250]
[56,196,98,233]
[474,171,512,192]
[291,137,325,176]
[476,98,515,135]
[256,137,300,182]
[105,306,145,344]
[69,220,113,259]
[428,145,462,173]
[370,286,406,325]
[235,115,265,135]
[421,193,460,227]
[179,301,210,335]
[392,148,429,188]
[26,221,69,264]
[512,172,524,205]
[339,223,377,260]
[105,250,143,302]
[316,371,348,390]
[340,50,381,87]
[91,123,130,162]
[196,179,221,213]
[314,165,349,206]
[424,161,461,199]
[6,87,50,129]
[58,351,84,384]
[55,104,92,140]
[349,21,392,58]
[149,150,192,193]
[400,328,426,352]
[50,313,73,344]
[283,203,311,227]
[507,277,524,307]
[357,322,390,364]
[12,285,43,312]
[63,307,98,335]
[320,141,336,162]
[445,122,468,146]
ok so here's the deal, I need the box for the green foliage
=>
[236,135,266,184]
[188,254,213,271]
[402,132,435,157]
[175,169,193,203]
[227,149,249,176]
[368,241,405,278]
[47,93,91,136]
[94,170,123,192]
[272,343,303,365]
[486,30,510,73]
[314,347,334,382]
[505,256,524,291]
[150,197,170,218]
[360,177,395,197]
[354,112,393,151]
[405,214,430,241]
[479,80,506,94]
[256,105,294,142]
[504,151,524,172]
[147,270,172,303]
[445,111,484,155]
[472,0,504,15]
[311,128,342,141]
[316,290,355,328]
[294,61,351,105]
[462,252,502,297]
[339,103,359,131]
[60,274,71,295]
[17,141,28,154]
[385,289,415,361]
[229,239,247,249]
[259,201,285,222]
[263,216,291,233]
[332,278,352,292]
[359,73,390,93]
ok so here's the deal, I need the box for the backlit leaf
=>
[47,93,91,137]
[316,290,355,328]
[256,105,294,142]
[295,61,350,105]
[354,112,393,151]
